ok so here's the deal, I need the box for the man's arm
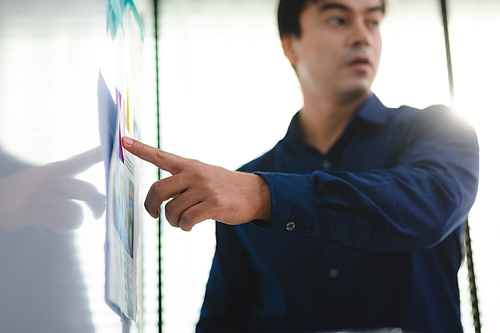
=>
[122,137,271,231]
[124,105,479,251]
[254,106,479,251]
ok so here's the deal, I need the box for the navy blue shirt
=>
[197,95,479,333]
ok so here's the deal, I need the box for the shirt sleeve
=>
[255,107,480,252]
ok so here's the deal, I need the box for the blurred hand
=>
[0,147,106,234]
[122,137,271,231]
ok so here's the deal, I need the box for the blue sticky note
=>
[97,71,117,181]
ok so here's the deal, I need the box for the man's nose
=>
[348,18,372,47]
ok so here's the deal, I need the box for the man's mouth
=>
[348,56,371,69]
[349,57,370,66]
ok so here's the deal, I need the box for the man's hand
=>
[122,137,271,231]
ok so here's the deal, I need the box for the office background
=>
[0,0,498,332]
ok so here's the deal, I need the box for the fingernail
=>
[122,136,134,147]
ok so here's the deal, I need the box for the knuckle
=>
[165,203,177,219]
[191,168,206,181]
[154,148,165,162]
[198,182,213,196]
[181,209,197,226]
[165,210,179,227]
[164,203,173,217]
[208,190,225,208]
[166,216,178,227]
[150,181,163,197]
[210,194,223,208]
[182,209,193,222]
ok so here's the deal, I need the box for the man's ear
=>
[281,36,298,66]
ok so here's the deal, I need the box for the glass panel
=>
[0,0,157,332]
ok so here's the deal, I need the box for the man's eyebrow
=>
[367,6,384,14]
[319,3,350,13]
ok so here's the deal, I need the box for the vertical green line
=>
[440,0,455,102]
[465,219,482,333]
[153,0,163,332]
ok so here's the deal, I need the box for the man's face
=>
[283,0,383,102]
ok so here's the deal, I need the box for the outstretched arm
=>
[122,137,271,231]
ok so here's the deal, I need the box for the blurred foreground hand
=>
[122,137,271,231]
[0,147,106,234]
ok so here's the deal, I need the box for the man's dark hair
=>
[278,0,386,38]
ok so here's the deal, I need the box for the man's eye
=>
[328,17,345,25]
[368,19,380,28]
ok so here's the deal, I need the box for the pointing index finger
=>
[122,137,183,174]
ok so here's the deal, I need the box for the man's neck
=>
[299,91,371,155]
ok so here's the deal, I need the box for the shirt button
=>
[320,159,331,170]
[389,329,403,333]
[328,268,339,279]
[285,221,296,231]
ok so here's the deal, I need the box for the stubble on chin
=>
[338,84,372,106]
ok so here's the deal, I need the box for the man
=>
[122,0,479,331]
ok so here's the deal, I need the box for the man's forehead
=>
[312,0,384,13]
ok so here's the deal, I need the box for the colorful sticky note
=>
[107,0,144,41]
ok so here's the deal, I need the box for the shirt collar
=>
[355,93,389,125]
[283,94,389,146]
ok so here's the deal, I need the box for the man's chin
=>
[339,86,372,105]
